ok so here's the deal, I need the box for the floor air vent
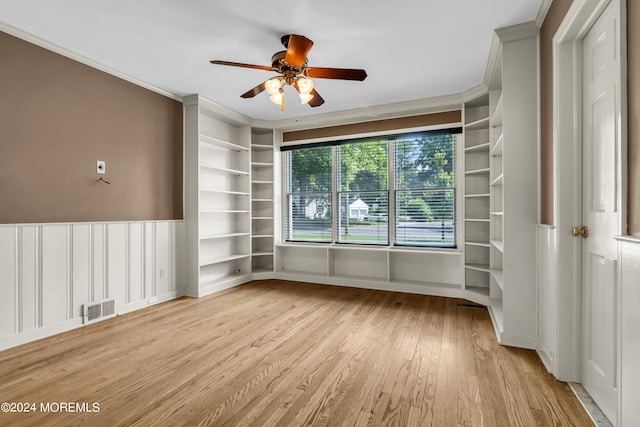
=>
[83,299,116,324]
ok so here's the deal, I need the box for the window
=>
[284,145,332,242]
[283,129,459,248]
[394,134,456,247]
[338,140,388,245]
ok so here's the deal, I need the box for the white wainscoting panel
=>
[41,225,69,327]
[0,227,16,338]
[0,221,184,351]
[617,236,640,426]
[536,224,557,374]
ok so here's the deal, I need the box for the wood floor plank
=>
[0,279,593,427]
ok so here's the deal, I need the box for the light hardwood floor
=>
[0,279,592,426]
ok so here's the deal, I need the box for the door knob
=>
[572,226,589,238]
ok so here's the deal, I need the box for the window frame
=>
[281,125,463,251]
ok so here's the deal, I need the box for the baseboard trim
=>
[499,331,538,350]
[271,271,489,305]
[117,290,184,315]
[0,318,84,352]
[191,274,253,298]
[0,290,185,352]
[536,344,554,373]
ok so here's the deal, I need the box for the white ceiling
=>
[0,0,542,122]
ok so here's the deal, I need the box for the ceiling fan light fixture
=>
[299,93,314,104]
[269,92,283,106]
[265,77,282,95]
[296,77,314,94]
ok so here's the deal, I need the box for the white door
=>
[580,1,619,423]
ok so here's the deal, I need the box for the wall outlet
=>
[148,296,159,305]
[97,160,106,174]
[159,268,166,279]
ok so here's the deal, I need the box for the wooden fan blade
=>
[210,60,276,72]
[308,88,325,107]
[240,81,267,98]
[284,34,314,67]
[305,67,368,81]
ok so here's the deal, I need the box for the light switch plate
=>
[97,160,106,174]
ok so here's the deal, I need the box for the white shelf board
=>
[464,193,490,198]
[332,273,389,283]
[200,164,250,175]
[277,269,327,277]
[251,162,273,167]
[464,142,490,152]
[490,174,503,186]
[491,211,504,216]
[200,232,249,240]
[252,216,274,220]
[252,251,274,256]
[252,180,274,184]
[200,253,250,267]
[252,198,274,202]
[492,269,504,290]
[465,263,490,272]
[490,240,504,252]
[252,267,274,274]
[201,210,250,214]
[464,116,490,130]
[200,134,249,151]
[251,143,274,151]
[252,234,274,238]
[465,241,490,248]
[465,168,490,176]
[200,189,249,196]
[491,134,503,156]
[465,218,490,222]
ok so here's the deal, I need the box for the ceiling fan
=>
[210,34,367,111]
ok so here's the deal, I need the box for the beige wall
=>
[539,0,574,225]
[0,31,183,224]
[627,0,640,236]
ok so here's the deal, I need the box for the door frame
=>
[552,0,627,395]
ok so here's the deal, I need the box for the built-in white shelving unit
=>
[463,93,491,297]
[184,95,252,297]
[251,129,276,275]
[485,23,539,348]
[274,244,475,302]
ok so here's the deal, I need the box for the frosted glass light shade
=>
[299,93,314,104]
[296,77,314,94]
[265,78,282,95]
[269,92,283,105]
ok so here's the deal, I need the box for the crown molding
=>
[183,94,252,127]
[494,21,539,43]
[259,93,463,132]
[536,0,554,28]
[462,84,489,103]
[0,22,183,103]
[483,32,503,90]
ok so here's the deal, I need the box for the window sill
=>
[277,242,462,255]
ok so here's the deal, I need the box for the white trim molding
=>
[536,0,555,28]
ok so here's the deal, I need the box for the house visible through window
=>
[283,129,459,248]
